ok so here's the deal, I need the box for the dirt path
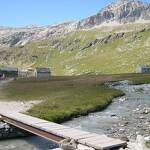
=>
[0,79,42,113]
[0,100,42,113]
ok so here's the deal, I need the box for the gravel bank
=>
[0,100,42,113]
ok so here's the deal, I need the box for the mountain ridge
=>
[0,0,150,47]
[77,0,150,29]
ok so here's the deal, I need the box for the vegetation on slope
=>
[0,23,150,75]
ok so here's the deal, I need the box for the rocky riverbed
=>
[0,122,30,140]
[64,81,150,142]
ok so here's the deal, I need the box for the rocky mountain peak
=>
[0,0,149,47]
[77,0,150,29]
[105,0,149,9]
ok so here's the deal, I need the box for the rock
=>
[120,135,149,150]
[111,114,117,117]
[0,122,8,129]
[139,28,146,32]
[124,122,129,126]
[0,121,30,139]
[136,108,140,111]
[142,107,150,114]
[119,128,126,133]
[144,136,150,141]
[81,42,93,50]
[77,0,150,29]
[133,135,149,150]
[59,138,77,150]
[139,115,146,119]
[0,22,77,47]
[120,124,125,127]
[121,136,130,142]
[119,97,127,102]
[80,32,125,50]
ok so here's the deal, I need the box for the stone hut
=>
[136,65,150,73]
[34,68,51,78]
[0,67,18,78]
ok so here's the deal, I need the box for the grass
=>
[1,73,150,123]
[146,141,150,148]
[109,73,150,85]
[0,75,123,123]
[124,73,150,85]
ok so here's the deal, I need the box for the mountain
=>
[77,0,150,29]
[0,22,77,47]
[0,0,150,75]
[0,0,150,47]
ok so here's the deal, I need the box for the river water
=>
[0,136,58,150]
[0,82,150,150]
[64,82,150,139]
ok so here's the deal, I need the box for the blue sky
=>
[0,0,149,27]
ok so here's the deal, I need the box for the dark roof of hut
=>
[0,67,18,72]
[35,68,51,73]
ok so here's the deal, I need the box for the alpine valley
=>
[0,0,150,75]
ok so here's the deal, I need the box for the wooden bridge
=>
[0,111,126,150]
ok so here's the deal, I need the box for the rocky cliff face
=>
[0,0,150,47]
[0,22,77,47]
[77,0,150,29]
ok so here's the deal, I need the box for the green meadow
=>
[1,73,150,123]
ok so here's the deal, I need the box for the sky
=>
[0,0,150,27]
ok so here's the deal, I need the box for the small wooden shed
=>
[0,67,18,78]
[136,65,150,73]
[34,68,51,78]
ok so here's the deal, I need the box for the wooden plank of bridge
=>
[0,111,126,150]
[79,135,126,150]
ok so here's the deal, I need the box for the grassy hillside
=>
[0,23,150,75]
